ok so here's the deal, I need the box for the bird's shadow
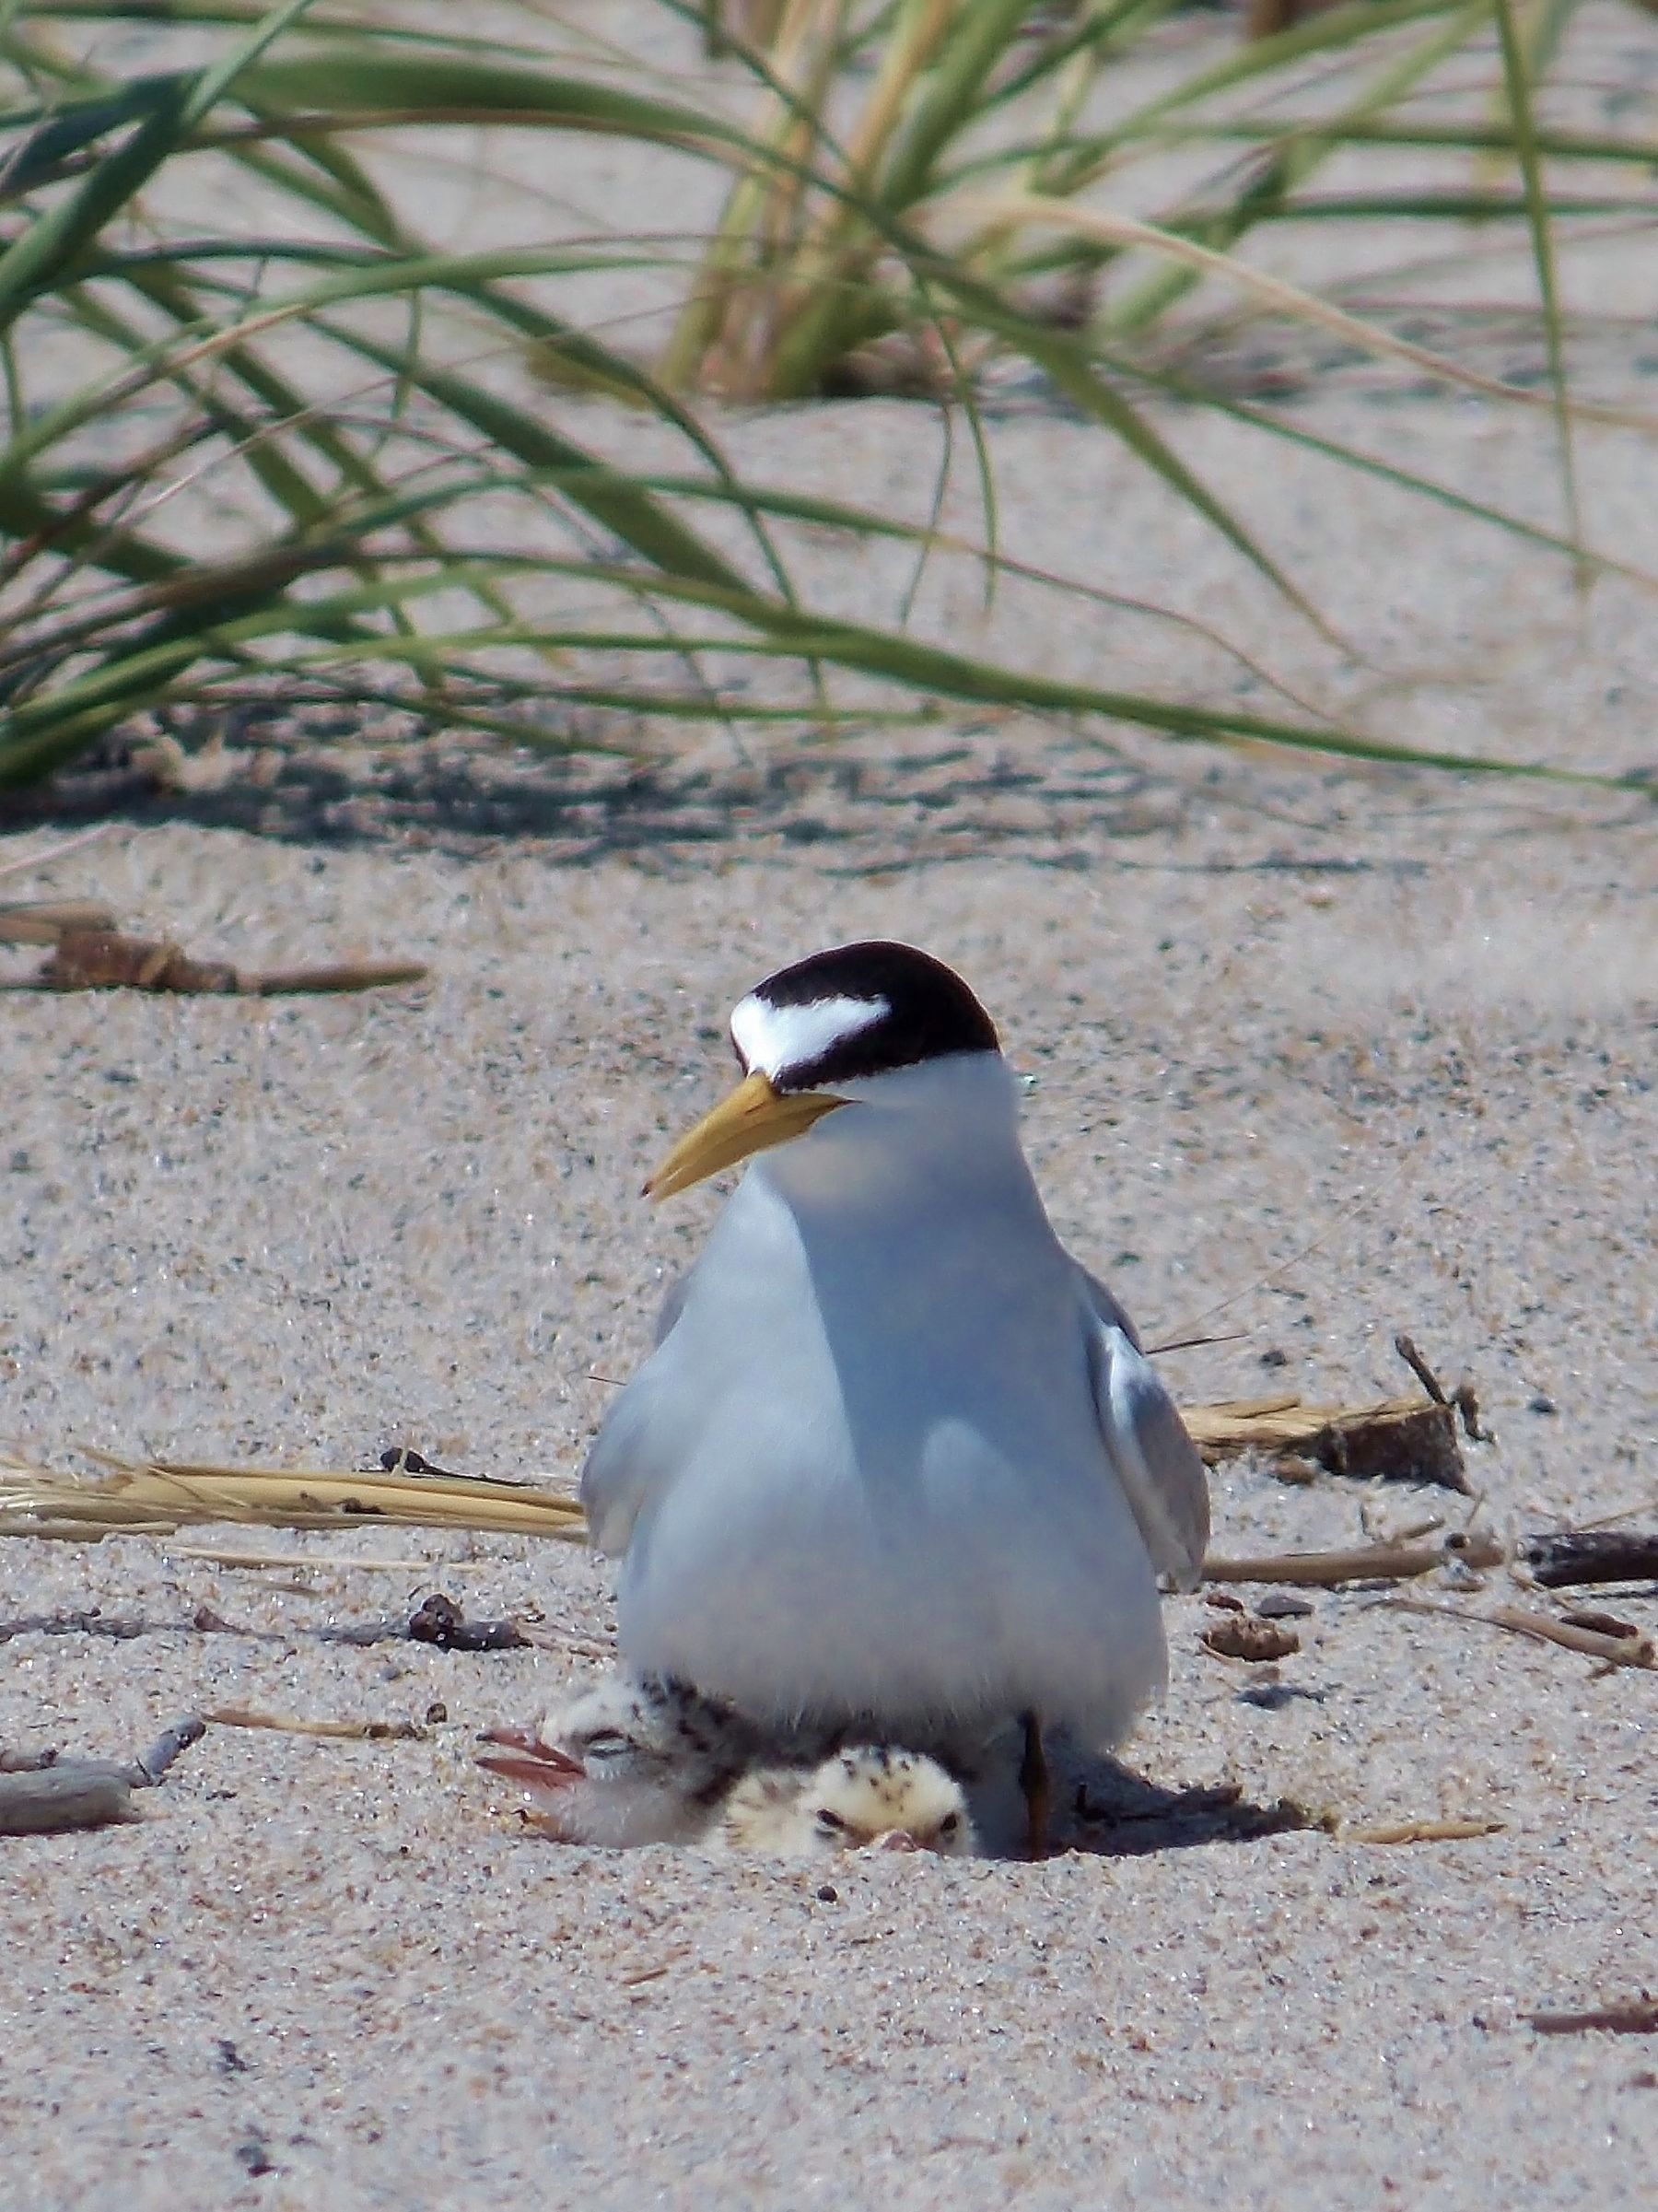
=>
[1057,1754,1322,1860]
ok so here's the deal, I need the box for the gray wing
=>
[652,1269,691,1349]
[579,1268,693,1555]
[1079,1268,1209,1592]
[580,1381,652,1556]
[1078,1265,1144,1352]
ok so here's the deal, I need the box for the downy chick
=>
[478,1671,765,1847]
[721,1744,979,1857]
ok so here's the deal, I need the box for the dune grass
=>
[0,0,1653,792]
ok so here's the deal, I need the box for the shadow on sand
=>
[1061,1755,1322,1859]
[0,714,1458,879]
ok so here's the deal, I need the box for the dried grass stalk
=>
[1481,1604,1656,1671]
[0,1387,1477,1555]
[34,929,427,996]
[206,1705,424,1740]
[1384,1596,1657,1671]
[1342,1818,1505,1846]
[0,1451,586,1543]
[0,900,119,945]
[1206,1528,1506,1589]
[1525,1998,1658,2036]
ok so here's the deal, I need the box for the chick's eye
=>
[583,1731,631,1761]
[814,1808,847,1834]
[938,1813,960,1835]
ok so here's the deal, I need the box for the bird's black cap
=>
[730,941,1001,1094]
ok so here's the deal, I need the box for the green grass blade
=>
[1489,0,1582,560]
[0,0,319,333]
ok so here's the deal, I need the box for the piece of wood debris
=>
[1384,1597,1656,1671]
[0,1604,277,1643]
[1482,1604,1655,1670]
[1205,1527,1505,1589]
[1184,1389,1470,1492]
[0,898,118,944]
[1513,1529,1658,1589]
[322,1593,531,1652]
[0,1594,540,1652]
[1525,1998,1658,2037]
[0,1764,139,1833]
[1559,1607,1646,1640]
[0,1609,143,1643]
[1392,1333,1492,1443]
[131,1715,207,1784]
[249,961,431,996]
[0,1715,204,1834]
[407,1592,529,1651]
[34,926,426,996]
[1200,1612,1302,1663]
[1342,1817,1505,1846]
[206,1706,425,1742]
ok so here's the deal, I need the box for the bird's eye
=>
[583,1730,631,1761]
[938,1813,960,1836]
[815,1808,847,1834]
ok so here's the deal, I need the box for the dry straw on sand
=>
[0,1386,1449,1548]
[0,1450,586,1544]
[4,1406,1650,1646]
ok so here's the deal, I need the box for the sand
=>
[6,723,1656,2212]
[5,9,1658,2206]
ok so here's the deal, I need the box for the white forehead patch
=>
[730,990,889,1083]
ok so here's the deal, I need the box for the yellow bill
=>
[646,1070,847,1200]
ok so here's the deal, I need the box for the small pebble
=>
[1256,1592,1314,1620]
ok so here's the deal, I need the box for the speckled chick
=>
[720,1744,980,1857]
[478,1671,767,1848]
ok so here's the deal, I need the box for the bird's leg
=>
[1018,1710,1050,1860]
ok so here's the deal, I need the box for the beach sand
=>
[6,705,1656,2210]
[4,11,1658,2206]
